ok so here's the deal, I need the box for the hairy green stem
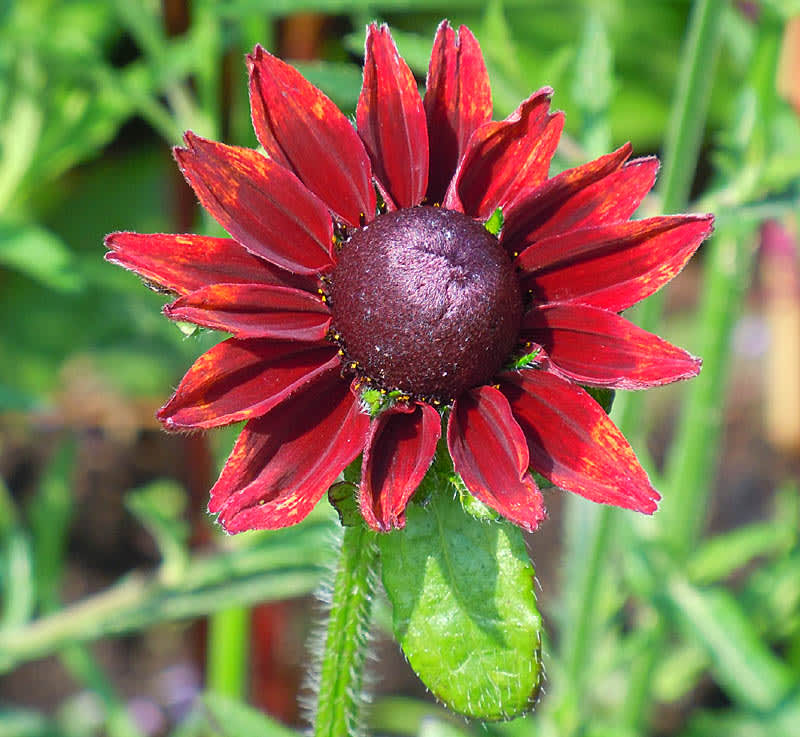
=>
[313,524,378,737]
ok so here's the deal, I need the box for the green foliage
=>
[380,488,542,721]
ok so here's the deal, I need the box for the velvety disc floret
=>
[330,206,523,401]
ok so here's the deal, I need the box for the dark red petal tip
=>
[447,385,546,531]
[357,24,429,209]
[522,303,702,389]
[360,402,441,531]
[424,20,492,204]
[247,45,376,226]
[163,284,332,342]
[502,143,633,248]
[500,370,659,514]
[209,378,369,532]
[517,214,714,311]
[444,89,564,217]
[104,233,316,296]
[174,133,335,276]
[157,340,340,430]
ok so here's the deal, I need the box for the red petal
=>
[502,143,632,251]
[522,303,702,389]
[360,402,441,531]
[357,24,429,209]
[424,21,492,204]
[247,45,375,226]
[174,132,334,275]
[158,339,339,430]
[444,90,564,218]
[517,215,714,311]
[447,385,546,531]
[163,284,332,342]
[104,233,316,295]
[209,379,369,532]
[500,370,659,513]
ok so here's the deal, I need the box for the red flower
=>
[106,22,712,534]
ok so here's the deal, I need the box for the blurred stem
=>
[555,14,615,733]
[314,524,378,737]
[660,229,756,553]
[618,0,724,438]
[561,504,613,690]
[207,607,251,698]
[616,0,725,728]
[0,520,332,672]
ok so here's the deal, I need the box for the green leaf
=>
[380,490,543,721]
[202,692,301,737]
[0,220,84,292]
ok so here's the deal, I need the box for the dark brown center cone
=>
[330,206,522,401]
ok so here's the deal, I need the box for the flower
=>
[106,21,712,534]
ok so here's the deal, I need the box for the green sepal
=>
[379,490,543,721]
[506,347,542,371]
[328,482,361,528]
[583,385,615,415]
[175,320,201,338]
[361,387,404,417]
[484,207,504,236]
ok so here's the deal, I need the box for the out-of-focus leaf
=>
[0,706,66,737]
[0,529,35,630]
[380,489,543,721]
[665,577,795,712]
[682,694,800,737]
[572,11,613,156]
[652,642,708,703]
[203,692,301,737]
[368,697,464,737]
[740,550,800,640]
[688,519,797,585]
[418,718,475,737]
[125,480,189,581]
[0,220,84,292]
[27,440,75,611]
[292,61,363,114]
[0,384,36,411]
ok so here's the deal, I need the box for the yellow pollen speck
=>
[337,349,345,356]
[349,362,358,370]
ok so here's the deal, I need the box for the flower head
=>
[106,21,712,534]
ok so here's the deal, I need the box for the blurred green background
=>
[1,1,799,736]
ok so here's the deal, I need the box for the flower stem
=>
[313,524,378,737]
[206,606,251,698]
